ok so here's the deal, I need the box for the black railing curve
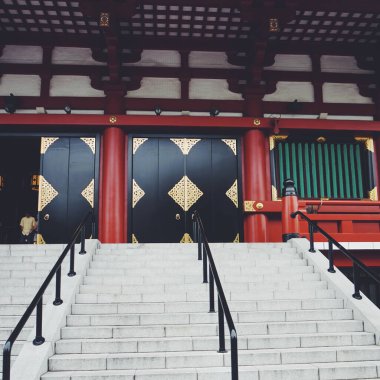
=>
[192,210,238,380]
[2,211,95,380]
[292,210,380,300]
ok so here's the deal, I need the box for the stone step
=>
[74,288,335,304]
[66,308,352,327]
[0,327,31,340]
[0,315,35,328]
[71,298,345,315]
[60,320,364,339]
[78,280,328,295]
[39,361,380,380]
[47,347,380,372]
[82,271,315,286]
[55,332,375,354]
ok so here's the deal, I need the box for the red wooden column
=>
[243,128,270,242]
[99,87,127,243]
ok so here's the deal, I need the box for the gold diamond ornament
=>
[38,176,59,212]
[132,179,145,208]
[226,179,238,208]
[81,179,94,208]
[168,176,203,211]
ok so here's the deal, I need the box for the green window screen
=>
[273,140,369,200]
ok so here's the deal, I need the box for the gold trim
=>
[38,175,59,212]
[272,185,279,201]
[316,136,326,143]
[233,233,239,243]
[180,233,193,243]
[256,202,264,210]
[244,201,255,212]
[168,175,203,211]
[369,187,378,201]
[132,179,145,208]
[226,179,238,208]
[36,233,46,245]
[269,135,288,151]
[80,138,96,154]
[81,179,94,208]
[355,137,374,152]
[109,116,117,124]
[41,137,59,154]
[253,119,261,126]
[132,233,138,243]
[170,138,201,155]
[221,139,237,155]
[133,138,148,154]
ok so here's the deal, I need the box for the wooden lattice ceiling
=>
[0,0,379,53]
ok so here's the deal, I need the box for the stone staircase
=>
[0,244,66,377]
[36,242,380,380]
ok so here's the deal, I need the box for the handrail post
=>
[231,330,239,380]
[327,240,336,273]
[3,341,11,380]
[203,243,208,283]
[217,296,227,353]
[308,223,316,252]
[91,213,96,238]
[192,216,197,243]
[352,263,363,300]
[33,297,45,345]
[68,244,76,277]
[53,266,63,305]
[198,230,202,261]
[79,226,86,254]
[209,267,215,312]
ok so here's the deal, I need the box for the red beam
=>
[1,114,380,132]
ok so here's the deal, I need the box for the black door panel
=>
[38,137,97,243]
[130,137,241,243]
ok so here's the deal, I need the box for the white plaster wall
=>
[189,51,243,69]
[0,74,41,96]
[321,56,374,74]
[263,81,314,102]
[0,45,43,64]
[50,76,105,97]
[124,50,181,67]
[189,79,243,100]
[323,83,373,104]
[52,47,105,65]
[126,77,181,99]
[264,54,312,72]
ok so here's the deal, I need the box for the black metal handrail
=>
[2,211,95,380]
[292,210,380,300]
[192,211,238,380]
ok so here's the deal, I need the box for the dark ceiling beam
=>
[0,95,374,117]
[2,31,377,58]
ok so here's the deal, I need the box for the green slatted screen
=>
[274,141,367,199]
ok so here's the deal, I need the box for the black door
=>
[130,137,241,243]
[37,137,97,243]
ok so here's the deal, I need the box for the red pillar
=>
[243,129,270,242]
[99,86,127,243]
[99,127,126,242]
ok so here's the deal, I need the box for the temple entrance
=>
[129,136,242,243]
[0,137,40,244]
